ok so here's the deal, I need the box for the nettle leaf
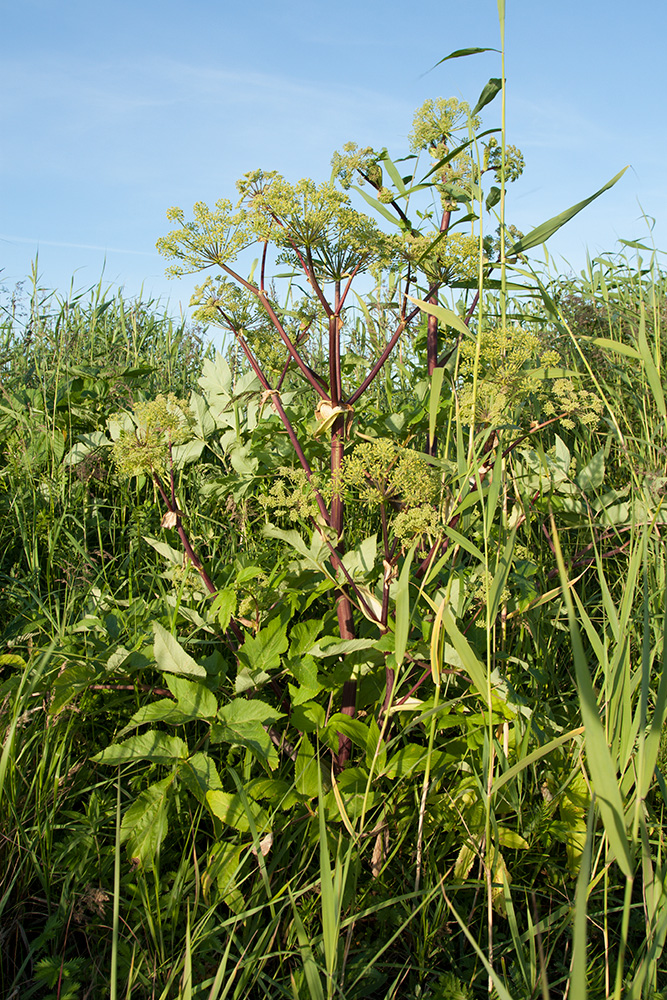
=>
[92,731,188,765]
[120,776,174,864]
[166,674,218,719]
[206,790,271,834]
[236,616,289,693]
[153,622,206,678]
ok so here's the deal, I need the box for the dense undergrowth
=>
[3,64,667,1000]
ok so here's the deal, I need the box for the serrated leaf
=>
[153,622,206,678]
[211,587,236,632]
[218,698,283,725]
[211,718,278,768]
[179,752,223,802]
[236,616,289,692]
[92,731,188,765]
[166,673,218,719]
[120,776,173,864]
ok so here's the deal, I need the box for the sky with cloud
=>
[2,0,665,320]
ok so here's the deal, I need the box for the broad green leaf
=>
[325,713,370,753]
[290,701,326,734]
[382,744,444,779]
[218,698,283,726]
[142,536,183,565]
[496,828,530,850]
[171,438,205,467]
[153,622,206,678]
[198,352,233,400]
[211,587,236,632]
[236,615,289,692]
[263,523,334,578]
[188,390,216,438]
[289,619,323,658]
[119,698,192,734]
[202,842,245,911]
[472,77,502,116]
[211,717,278,768]
[576,449,605,493]
[166,673,218,718]
[92,731,188,765]
[120,776,173,864]
[341,534,377,580]
[179,752,223,802]
[560,771,590,876]
[509,167,628,255]
[206,790,270,833]
[50,661,99,714]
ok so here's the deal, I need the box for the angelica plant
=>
[155,90,527,767]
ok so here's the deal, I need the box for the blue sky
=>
[2,0,665,320]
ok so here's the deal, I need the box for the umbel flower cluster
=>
[455,325,603,429]
[112,394,192,478]
[260,440,442,544]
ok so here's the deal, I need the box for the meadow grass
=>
[1,244,667,1000]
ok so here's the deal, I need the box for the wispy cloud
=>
[0,234,158,256]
